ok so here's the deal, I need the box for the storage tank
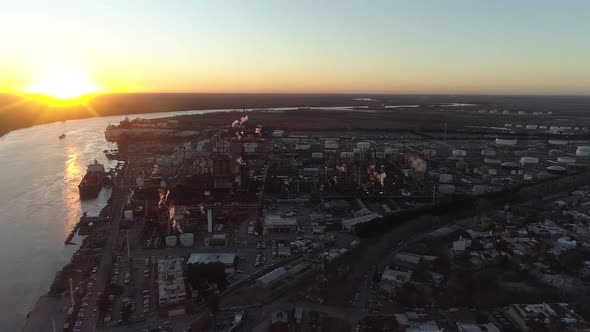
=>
[375,152,385,159]
[547,165,567,175]
[549,139,568,146]
[357,142,371,150]
[439,174,453,183]
[496,138,517,146]
[520,157,539,164]
[452,149,467,157]
[353,148,361,154]
[438,184,456,194]
[312,152,324,159]
[481,149,496,156]
[557,156,576,164]
[384,148,396,155]
[525,125,538,130]
[165,236,177,247]
[576,146,590,157]
[504,124,512,128]
[549,149,564,156]
[179,233,195,247]
[484,158,501,164]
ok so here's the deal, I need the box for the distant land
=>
[1,93,590,137]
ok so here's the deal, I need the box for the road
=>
[82,162,131,332]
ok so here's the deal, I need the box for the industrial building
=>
[187,252,237,274]
[157,257,187,307]
[263,214,298,233]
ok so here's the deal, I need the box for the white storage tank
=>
[165,235,177,247]
[548,139,568,146]
[439,174,453,183]
[384,148,396,155]
[520,157,539,164]
[526,125,538,130]
[357,142,371,150]
[504,124,512,128]
[484,158,501,164]
[375,152,385,159]
[179,233,194,247]
[481,149,496,156]
[312,152,324,159]
[452,149,467,157]
[496,138,517,146]
[576,146,590,157]
[557,156,576,164]
[438,184,456,194]
[539,125,548,129]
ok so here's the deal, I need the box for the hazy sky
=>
[1,0,589,95]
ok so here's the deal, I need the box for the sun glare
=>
[25,65,101,105]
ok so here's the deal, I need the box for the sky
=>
[1,0,589,95]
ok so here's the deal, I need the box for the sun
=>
[24,65,101,105]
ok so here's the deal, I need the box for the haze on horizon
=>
[1,0,589,96]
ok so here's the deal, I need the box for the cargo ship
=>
[78,160,106,199]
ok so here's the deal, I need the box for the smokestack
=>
[207,209,213,233]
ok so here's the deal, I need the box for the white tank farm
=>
[179,233,194,247]
[438,184,456,194]
[165,235,178,247]
[472,185,487,196]
[484,158,501,164]
[439,174,453,183]
[496,138,517,146]
[357,142,371,150]
[549,139,568,146]
[547,165,567,174]
[124,210,134,221]
[557,156,576,164]
[576,146,590,157]
[526,125,538,130]
[481,149,496,156]
[520,157,539,164]
[312,152,324,159]
[452,149,467,157]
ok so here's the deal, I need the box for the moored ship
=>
[78,160,106,199]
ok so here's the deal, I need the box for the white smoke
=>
[408,155,427,172]
[231,120,239,128]
[336,164,346,172]
[367,164,387,187]
[239,115,249,125]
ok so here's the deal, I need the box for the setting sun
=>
[24,65,100,104]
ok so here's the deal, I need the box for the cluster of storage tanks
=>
[165,233,195,247]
